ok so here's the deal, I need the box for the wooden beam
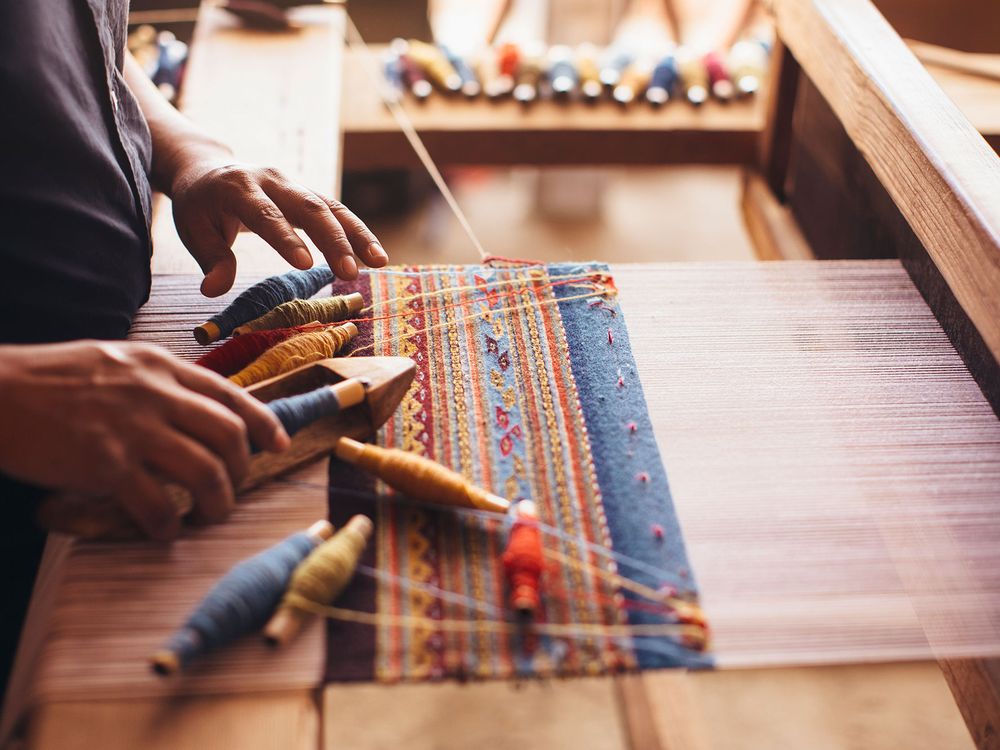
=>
[939,660,1000,750]
[774,0,1000,406]
[740,170,813,260]
[758,38,800,200]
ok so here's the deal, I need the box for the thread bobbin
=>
[150,520,333,676]
[334,437,510,514]
[264,515,374,647]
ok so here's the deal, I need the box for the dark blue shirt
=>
[0,0,153,344]
[0,0,154,695]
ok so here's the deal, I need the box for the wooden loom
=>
[5,1,1000,748]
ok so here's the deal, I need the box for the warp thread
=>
[229,323,357,387]
[502,501,545,615]
[195,322,328,376]
[196,265,334,343]
[233,295,360,337]
[266,515,373,646]
[151,524,329,674]
[335,437,510,514]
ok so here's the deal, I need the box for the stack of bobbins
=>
[151,520,333,675]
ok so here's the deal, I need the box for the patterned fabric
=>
[324,262,710,682]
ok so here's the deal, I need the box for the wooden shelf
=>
[341,45,766,169]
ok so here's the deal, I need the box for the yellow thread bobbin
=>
[335,437,510,514]
[229,323,358,387]
[232,293,363,336]
[265,515,373,647]
[405,39,461,92]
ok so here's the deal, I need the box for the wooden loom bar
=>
[771,0,1000,411]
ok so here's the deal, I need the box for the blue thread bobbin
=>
[151,521,333,675]
[194,265,335,345]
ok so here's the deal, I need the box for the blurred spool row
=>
[381,38,770,107]
[127,24,189,104]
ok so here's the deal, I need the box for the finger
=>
[168,391,253,488]
[114,469,182,541]
[228,186,313,270]
[260,177,358,280]
[169,361,290,453]
[144,428,235,524]
[323,196,388,269]
[175,208,239,297]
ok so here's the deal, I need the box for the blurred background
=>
[125,0,1000,272]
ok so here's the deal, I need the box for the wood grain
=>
[26,690,318,750]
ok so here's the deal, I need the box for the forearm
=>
[123,52,233,196]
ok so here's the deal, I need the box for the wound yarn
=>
[150,521,332,674]
[502,500,544,615]
[266,384,344,439]
[264,515,373,646]
[194,265,334,344]
[195,322,329,376]
[334,437,510,514]
[229,323,358,388]
[233,294,362,337]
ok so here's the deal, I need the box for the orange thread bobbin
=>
[502,500,545,616]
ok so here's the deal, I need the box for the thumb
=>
[175,213,239,297]
[199,252,238,298]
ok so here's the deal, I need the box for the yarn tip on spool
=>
[150,650,180,676]
[307,519,335,542]
[194,320,221,346]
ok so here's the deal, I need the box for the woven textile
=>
[325,262,710,681]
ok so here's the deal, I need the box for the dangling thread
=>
[345,15,489,260]
[334,437,510,514]
[232,293,364,337]
[150,520,333,675]
[502,500,545,616]
[265,515,373,647]
[229,323,358,387]
[195,322,329,376]
[194,265,335,344]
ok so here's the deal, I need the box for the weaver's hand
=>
[170,161,389,297]
[0,341,290,540]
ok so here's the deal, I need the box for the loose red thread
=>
[607,329,614,345]
[617,375,625,387]
[636,472,650,483]
[627,422,638,433]
[651,523,665,540]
